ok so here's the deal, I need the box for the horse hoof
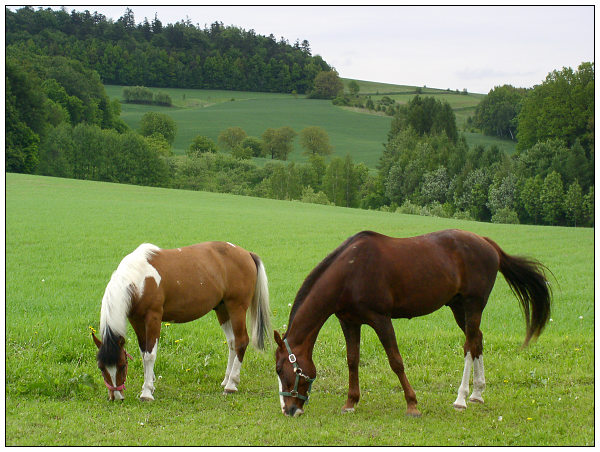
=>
[469,397,484,404]
[406,408,422,417]
[140,396,154,402]
[223,389,237,395]
[341,407,355,414]
[453,403,466,411]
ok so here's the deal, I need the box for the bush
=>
[188,135,217,157]
[300,186,332,205]
[397,200,421,215]
[491,207,520,224]
[453,210,475,221]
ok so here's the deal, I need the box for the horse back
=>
[137,242,257,323]
[330,230,500,319]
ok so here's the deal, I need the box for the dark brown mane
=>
[287,231,377,330]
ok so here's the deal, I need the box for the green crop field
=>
[106,82,514,168]
[6,173,593,446]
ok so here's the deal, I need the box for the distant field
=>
[6,173,594,446]
[106,82,509,167]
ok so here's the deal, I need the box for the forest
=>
[5,6,595,227]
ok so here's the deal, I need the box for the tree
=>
[218,126,247,151]
[517,62,594,152]
[583,186,594,226]
[188,135,217,157]
[348,80,360,96]
[261,127,297,160]
[390,96,458,142]
[299,126,333,156]
[520,175,544,224]
[487,173,517,216]
[308,70,344,99]
[139,111,177,144]
[564,180,584,226]
[473,84,526,140]
[540,171,564,225]
[420,166,450,205]
[239,136,264,158]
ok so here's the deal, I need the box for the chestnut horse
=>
[274,229,551,417]
[92,241,271,401]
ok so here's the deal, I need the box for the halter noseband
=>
[279,338,316,402]
[104,350,133,392]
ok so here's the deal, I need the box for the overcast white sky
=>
[14,4,595,94]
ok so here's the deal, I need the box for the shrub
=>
[300,186,332,205]
[491,207,520,224]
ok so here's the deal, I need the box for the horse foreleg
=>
[371,316,421,417]
[338,317,361,413]
[140,314,162,401]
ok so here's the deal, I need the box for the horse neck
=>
[285,293,335,361]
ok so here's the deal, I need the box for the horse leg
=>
[338,317,361,413]
[139,310,162,401]
[215,303,236,388]
[222,300,250,394]
[371,316,420,417]
[451,300,485,410]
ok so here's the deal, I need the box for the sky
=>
[17,4,595,94]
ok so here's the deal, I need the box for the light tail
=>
[249,253,272,350]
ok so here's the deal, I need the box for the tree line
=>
[472,62,594,155]
[5,6,593,227]
[6,6,331,94]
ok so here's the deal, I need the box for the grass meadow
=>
[105,81,515,168]
[5,173,594,446]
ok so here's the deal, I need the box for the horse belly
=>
[161,280,223,323]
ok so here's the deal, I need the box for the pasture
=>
[105,82,515,168]
[5,173,594,446]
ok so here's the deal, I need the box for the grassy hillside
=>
[6,173,593,446]
[106,82,515,169]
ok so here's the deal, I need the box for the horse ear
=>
[273,330,284,348]
[92,332,102,349]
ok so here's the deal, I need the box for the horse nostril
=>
[288,405,297,417]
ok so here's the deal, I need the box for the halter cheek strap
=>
[104,351,133,392]
[279,338,316,402]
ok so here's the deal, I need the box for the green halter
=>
[279,338,316,402]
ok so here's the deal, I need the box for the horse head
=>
[92,331,131,401]
[274,330,316,417]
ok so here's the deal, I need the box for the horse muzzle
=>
[284,405,304,418]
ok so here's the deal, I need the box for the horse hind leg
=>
[222,299,250,394]
[451,299,485,410]
[215,303,236,389]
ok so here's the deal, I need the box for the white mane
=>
[100,243,162,339]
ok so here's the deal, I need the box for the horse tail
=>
[484,237,552,347]
[249,253,271,350]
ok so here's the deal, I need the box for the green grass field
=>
[106,82,514,167]
[6,173,593,446]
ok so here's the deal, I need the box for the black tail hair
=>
[485,237,552,346]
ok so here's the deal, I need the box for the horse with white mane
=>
[92,241,271,401]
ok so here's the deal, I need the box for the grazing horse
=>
[274,229,551,417]
[92,241,271,401]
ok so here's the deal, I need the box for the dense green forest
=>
[5,6,594,227]
[5,6,330,93]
